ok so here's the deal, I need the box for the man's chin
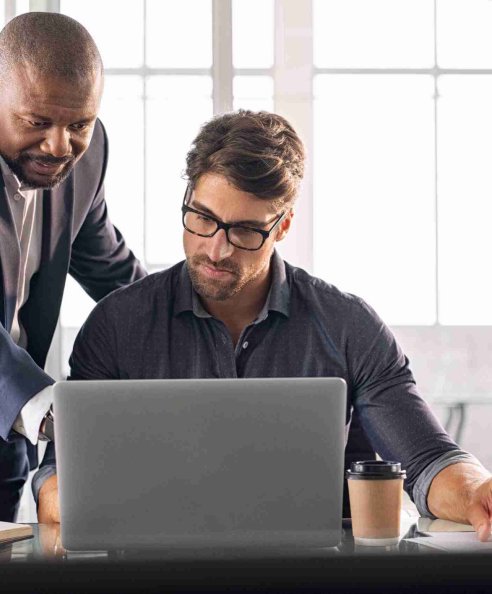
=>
[21,176,64,190]
[19,168,72,189]
[189,270,240,302]
[3,157,73,189]
[195,281,237,302]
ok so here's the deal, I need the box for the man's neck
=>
[201,266,272,345]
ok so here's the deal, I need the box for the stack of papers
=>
[404,518,492,552]
[0,521,33,544]
[406,532,492,552]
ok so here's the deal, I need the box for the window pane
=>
[146,76,213,266]
[61,327,79,378]
[437,0,492,68]
[233,76,273,111]
[314,0,434,68]
[60,276,95,328]
[61,76,144,330]
[438,76,492,324]
[146,0,212,68]
[313,75,436,325]
[60,0,143,68]
[233,0,273,68]
[16,0,29,16]
[99,75,145,261]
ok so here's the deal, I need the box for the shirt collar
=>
[264,249,290,318]
[0,156,22,191]
[0,155,34,196]
[173,250,290,320]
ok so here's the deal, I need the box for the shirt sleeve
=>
[0,322,54,440]
[12,384,54,445]
[347,296,472,507]
[412,451,484,517]
[68,296,121,381]
[31,442,57,505]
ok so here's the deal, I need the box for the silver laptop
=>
[54,378,347,551]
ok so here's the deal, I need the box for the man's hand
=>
[428,462,492,541]
[37,474,60,524]
[464,477,492,541]
[38,523,65,558]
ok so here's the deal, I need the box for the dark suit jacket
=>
[0,118,146,444]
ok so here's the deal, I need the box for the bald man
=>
[0,12,146,521]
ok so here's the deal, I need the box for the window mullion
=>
[274,0,314,272]
[30,0,60,12]
[212,0,233,114]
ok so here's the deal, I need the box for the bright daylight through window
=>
[19,0,492,378]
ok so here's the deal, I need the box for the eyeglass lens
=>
[183,210,264,250]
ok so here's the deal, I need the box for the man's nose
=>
[40,127,71,158]
[207,229,234,262]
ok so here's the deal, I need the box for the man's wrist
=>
[428,461,490,522]
[39,406,55,442]
[12,385,55,445]
[32,465,57,505]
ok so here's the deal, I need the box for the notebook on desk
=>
[0,521,33,544]
[54,377,347,552]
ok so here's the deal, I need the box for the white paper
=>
[406,532,492,552]
[417,517,475,533]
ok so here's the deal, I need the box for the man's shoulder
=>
[284,260,366,311]
[283,259,390,343]
[66,118,108,220]
[95,261,185,313]
[73,118,106,167]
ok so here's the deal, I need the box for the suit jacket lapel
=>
[41,179,73,265]
[0,174,20,330]
[19,178,74,367]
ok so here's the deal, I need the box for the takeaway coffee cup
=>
[346,460,406,546]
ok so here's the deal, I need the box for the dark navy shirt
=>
[34,252,476,513]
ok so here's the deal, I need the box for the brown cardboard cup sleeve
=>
[346,460,406,547]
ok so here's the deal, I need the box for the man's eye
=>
[28,120,46,127]
[70,123,88,132]
[197,214,213,223]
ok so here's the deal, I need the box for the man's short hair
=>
[0,12,102,83]
[185,110,305,209]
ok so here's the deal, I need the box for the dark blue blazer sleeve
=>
[34,120,146,482]
[1,120,145,440]
[0,323,54,440]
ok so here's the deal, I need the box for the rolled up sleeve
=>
[413,450,483,517]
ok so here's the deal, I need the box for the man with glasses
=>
[36,110,492,540]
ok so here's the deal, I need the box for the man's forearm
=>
[427,462,490,523]
[37,475,60,524]
[0,323,54,439]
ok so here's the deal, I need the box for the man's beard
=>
[187,254,247,302]
[1,152,75,189]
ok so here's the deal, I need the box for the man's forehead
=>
[6,63,102,108]
[192,174,278,223]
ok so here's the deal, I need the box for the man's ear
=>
[275,209,294,242]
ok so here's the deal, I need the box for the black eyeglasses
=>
[181,186,286,251]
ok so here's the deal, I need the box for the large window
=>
[313,0,492,325]
[18,0,491,377]
[0,0,29,27]
[8,0,492,521]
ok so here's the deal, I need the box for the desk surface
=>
[1,518,492,593]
